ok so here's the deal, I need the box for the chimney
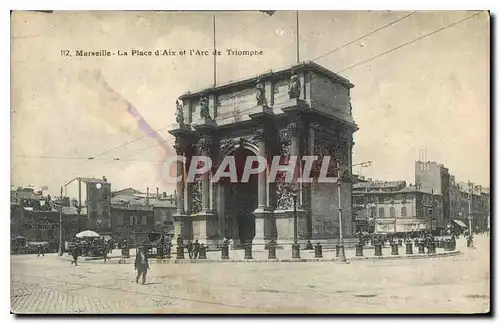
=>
[156,187,159,199]
[146,187,149,204]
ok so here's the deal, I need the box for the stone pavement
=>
[11,235,490,314]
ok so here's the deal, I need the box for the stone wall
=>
[309,181,352,240]
[310,72,351,121]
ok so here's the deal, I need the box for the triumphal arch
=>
[169,62,358,248]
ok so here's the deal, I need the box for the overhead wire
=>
[310,11,417,62]
[13,12,482,166]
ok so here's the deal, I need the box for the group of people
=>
[185,240,201,259]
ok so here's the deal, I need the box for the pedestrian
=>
[187,240,193,259]
[102,246,109,263]
[37,245,45,257]
[70,247,79,266]
[134,246,149,285]
[193,240,200,259]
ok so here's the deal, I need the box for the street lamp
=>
[58,186,64,256]
[467,181,474,248]
[291,187,300,259]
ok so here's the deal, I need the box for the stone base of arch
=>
[273,209,309,247]
[252,208,276,250]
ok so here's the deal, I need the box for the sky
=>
[11,10,490,196]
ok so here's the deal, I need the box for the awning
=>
[452,219,467,228]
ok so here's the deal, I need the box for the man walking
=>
[102,245,109,263]
[70,246,80,266]
[187,240,193,259]
[37,245,45,257]
[134,246,149,285]
[193,240,200,259]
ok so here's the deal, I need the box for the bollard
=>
[306,240,313,250]
[198,244,207,259]
[335,244,340,257]
[121,248,130,258]
[176,245,185,259]
[268,245,277,259]
[391,243,399,256]
[417,242,425,254]
[165,244,171,259]
[292,242,301,259]
[156,246,164,259]
[405,242,413,255]
[355,243,363,257]
[221,245,229,260]
[427,242,436,254]
[244,243,253,260]
[374,244,382,256]
[314,242,323,258]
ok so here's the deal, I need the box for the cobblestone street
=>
[11,235,490,314]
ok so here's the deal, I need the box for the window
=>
[390,207,395,218]
[401,206,407,217]
[378,207,385,218]
[142,216,148,225]
[370,207,376,217]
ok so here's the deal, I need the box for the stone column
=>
[191,135,217,246]
[252,128,273,250]
[274,119,307,246]
[198,136,212,213]
[174,143,185,215]
[255,129,267,210]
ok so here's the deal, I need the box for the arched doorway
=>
[224,147,258,245]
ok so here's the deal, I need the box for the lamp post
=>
[467,181,474,248]
[291,187,300,259]
[58,186,64,256]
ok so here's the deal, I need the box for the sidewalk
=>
[73,243,462,264]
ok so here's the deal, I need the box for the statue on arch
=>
[288,71,301,99]
[199,96,211,120]
[175,99,184,126]
[255,78,267,106]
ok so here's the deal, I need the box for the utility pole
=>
[296,10,300,63]
[336,160,372,263]
[58,186,63,256]
[468,181,474,248]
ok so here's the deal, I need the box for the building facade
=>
[415,161,451,226]
[110,194,176,240]
[64,177,112,230]
[169,62,357,247]
[455,181,490,231]
[353,181,444,234]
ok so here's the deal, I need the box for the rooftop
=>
[353,180,406,190]
[178,61,354,100]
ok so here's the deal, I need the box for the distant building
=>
[453,181,490,231]
[415,160,490,232]
[111,187,144,197]
[353,180,443,234]
[415,161,451,226]
[64,176,111,230]
[110,193,177,240]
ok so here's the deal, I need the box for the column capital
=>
[253,128,266,143]
[197,136,213,155]
[287,121,302,137]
